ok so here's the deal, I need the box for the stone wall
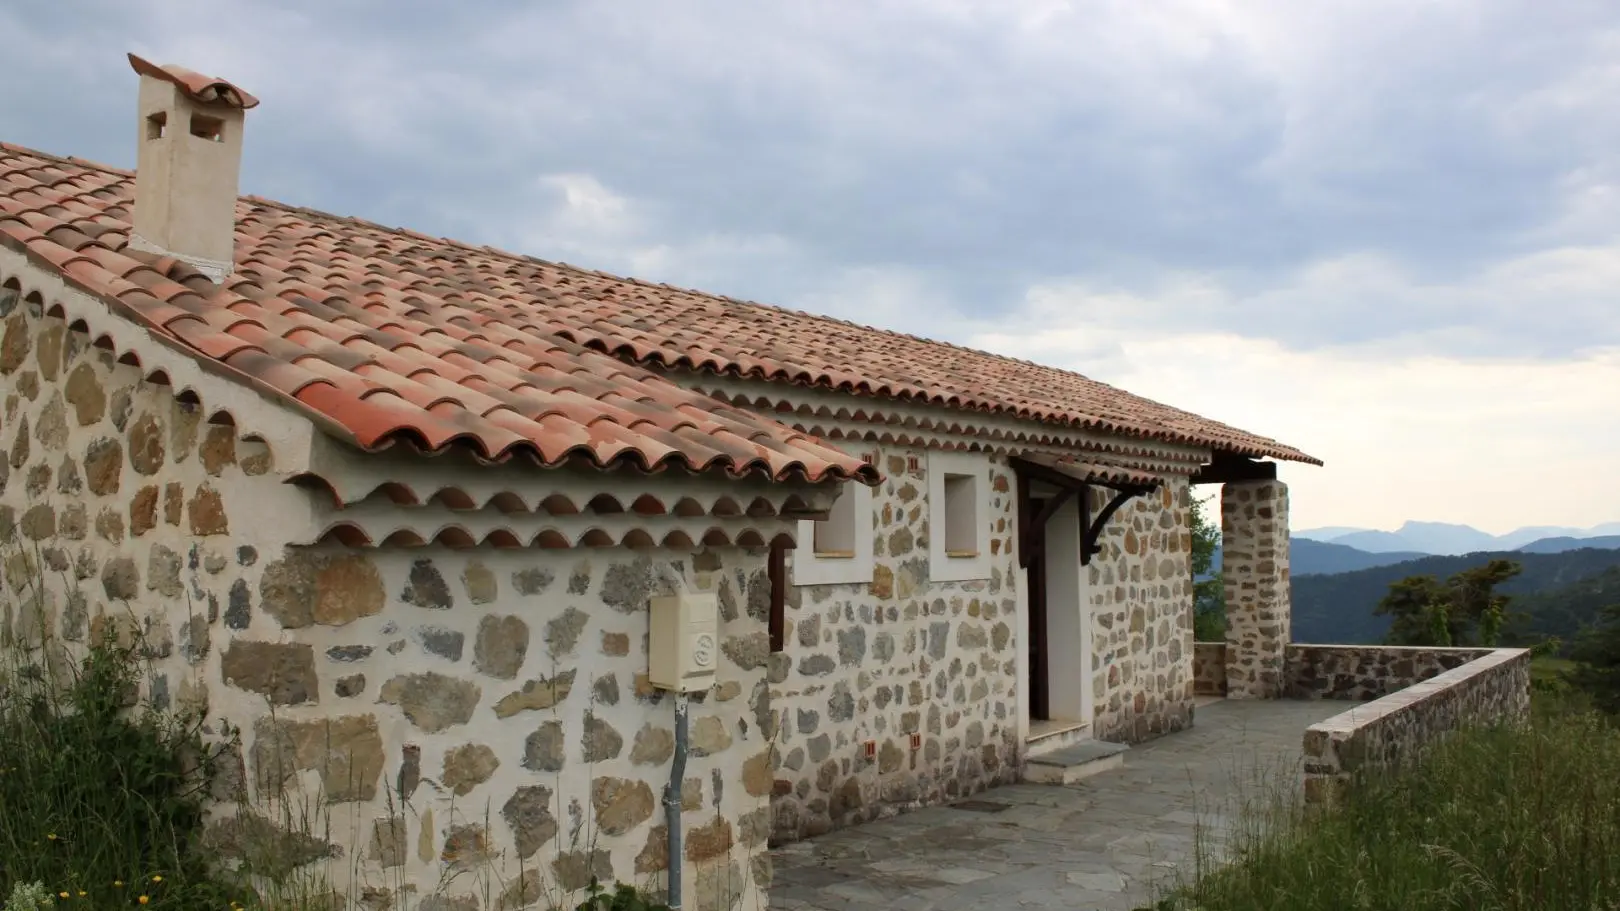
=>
[0,296,289,725]
[233,545,775,911]
[1286,644,1492,701]
[768,449,1198,843]
[768,448,1021,842]
[1221,480,1290,699]
[1192,642,1226,696]
[1085,481,1197,743]
[0,303,773,909]
[1301,647,1531,804]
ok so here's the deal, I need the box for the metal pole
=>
[664,692,689,909]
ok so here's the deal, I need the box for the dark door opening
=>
[1027,497,1051,722]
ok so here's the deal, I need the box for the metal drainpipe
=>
[664,692,690,909]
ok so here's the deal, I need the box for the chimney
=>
[127,53,259,283]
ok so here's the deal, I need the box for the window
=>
[791,445,876,587]
[942,473,978,557]
[928,451,992,581]
[812,485,858,558]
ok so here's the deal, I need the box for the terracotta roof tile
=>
[127,54,260,110]
[0,146,878,485]
[0,143,1317,482]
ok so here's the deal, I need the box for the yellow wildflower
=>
[151,876,163,883]
[114,881,124,888]
[47,833,57,840]
[139,896,150,905]
[58,892,68,899]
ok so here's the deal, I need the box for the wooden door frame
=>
[1026,495,1051,722]
[1015,465,1102,728]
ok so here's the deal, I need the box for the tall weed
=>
[0,634,246,908]
[1170,698,1620,911]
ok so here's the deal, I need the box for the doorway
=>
[1017,480,1092,734]
[1027,497,1051,722]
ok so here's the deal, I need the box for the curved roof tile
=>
[126,55,260,110]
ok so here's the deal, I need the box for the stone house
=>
[0,55,1316,909]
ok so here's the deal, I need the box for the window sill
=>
[945,550,980,559]
[813,551,856,560]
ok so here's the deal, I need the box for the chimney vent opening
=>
[145,112,167,140]
[189,113,224,142]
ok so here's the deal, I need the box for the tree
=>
[1569,601,1620,714]
[1190,493,1225,641]
[1378,574,1452,645]
[1374,559,1523,647]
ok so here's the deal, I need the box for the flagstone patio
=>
[769,698,1348,911]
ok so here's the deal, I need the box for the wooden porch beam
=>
[1008,456,1089,492]
[1191,454,1278,486]
[1013,454,1158,567]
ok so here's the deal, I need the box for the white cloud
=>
[534,174,639,240]
[971,314,1620,534]
[1012,233,1620,359]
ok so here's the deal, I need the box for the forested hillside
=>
[1505,565,1620,646]
[1292,547,1620,644]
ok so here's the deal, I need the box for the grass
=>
[1162,680,1620,911]
[1531,655,1578,687]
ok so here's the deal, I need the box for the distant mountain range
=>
[1518,535,1620,554]
[1212,538,1428,577]
[1208,530,1620,578]
[1295,521,1620,556]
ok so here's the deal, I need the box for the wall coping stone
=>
[1306,647,1528,734]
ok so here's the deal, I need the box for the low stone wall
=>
[1194,642,1499,702]
[1300,647,1531,803]
[1192,642,1226,696]
[1286,644,1493,701]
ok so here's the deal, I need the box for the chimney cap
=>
[127,53,259,110]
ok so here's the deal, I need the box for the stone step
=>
[1025,719,1091,759]
[1022,740,1129,785]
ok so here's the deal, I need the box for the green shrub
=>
[0,636,248,909]
[574,879,673,911]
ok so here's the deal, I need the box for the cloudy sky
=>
[4,0,1618,534]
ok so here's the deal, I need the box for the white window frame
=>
[928,450,992,582]
[791,447,875,587]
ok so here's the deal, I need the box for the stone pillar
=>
[1221,480,1291,698]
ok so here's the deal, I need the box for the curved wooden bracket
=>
[1080,483,1155,565]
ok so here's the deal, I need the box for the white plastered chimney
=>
[127,53,259,283]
